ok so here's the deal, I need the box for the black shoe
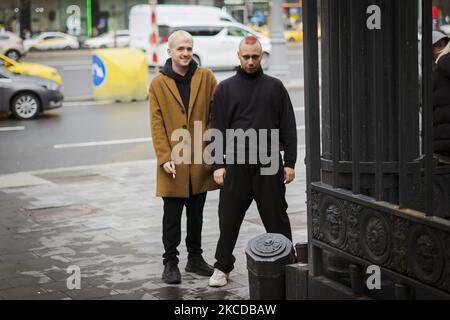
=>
[185,256,214,276]
[162,261,181,284]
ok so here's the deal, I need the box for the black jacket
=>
[211,67,297,169]
[433,53,450,156]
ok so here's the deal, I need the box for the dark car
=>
[0,66,63,119]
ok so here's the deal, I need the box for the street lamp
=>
[268,0,289,78]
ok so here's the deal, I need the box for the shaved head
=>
[238,34,262,53]
[237,35,263,74]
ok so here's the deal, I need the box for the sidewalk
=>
[0,149,307,300]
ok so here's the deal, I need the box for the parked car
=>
[133,21,271,69]
[159,22,270,69]
[23,32,79,51]
[0,53,62,85]
[83,30,130,49]
[253,25,303,43]
[0,31,25,60]
[0,66,63,119]
[440,24,450,36]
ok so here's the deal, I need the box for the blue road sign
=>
[92,55,106,87]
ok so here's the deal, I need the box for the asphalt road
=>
[21,44,304,100]
[0,45,305,174]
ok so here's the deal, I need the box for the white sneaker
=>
[208,268,229,287]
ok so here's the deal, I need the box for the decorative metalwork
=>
[361,212,391,264]
[408,227,444,284]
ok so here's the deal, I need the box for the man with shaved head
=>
[209,35,297,287]
[149,30,218,284]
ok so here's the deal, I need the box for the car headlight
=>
[41,82,59,91]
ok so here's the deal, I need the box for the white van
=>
[129,4,237,53]
[129,5,270,69]
[153,21,271,70]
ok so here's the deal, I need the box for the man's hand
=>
[163,161,176,175]
[284,167,295,184]
[214,168,226,186]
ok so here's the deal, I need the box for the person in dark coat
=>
[208,35,297,287]
[433,40,450,160]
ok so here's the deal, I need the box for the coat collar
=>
[161,68,203,121]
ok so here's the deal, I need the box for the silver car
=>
[0,31,25,61]
[0,67,63,119]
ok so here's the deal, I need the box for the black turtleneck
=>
[211,66,297,169]
[160,58,198,112]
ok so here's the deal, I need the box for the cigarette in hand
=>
[172,173,176,180]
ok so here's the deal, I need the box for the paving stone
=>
[0,155,307,300]
[21,292,71,300]
[63,286,120,300]
[0,285,48,299]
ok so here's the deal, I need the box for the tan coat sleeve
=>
[149,83,172,167]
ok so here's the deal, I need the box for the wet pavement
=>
[0,148,307,300]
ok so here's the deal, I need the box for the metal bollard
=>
[246,233,294,300]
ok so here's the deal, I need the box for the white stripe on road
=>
[62,65,92,71]
[63,100,113,107]
[54,137,152,149]
[0,126,25,132]
[54,127,305,149]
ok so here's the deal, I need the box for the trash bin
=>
[92,48,148,102]
[246,233,294,300]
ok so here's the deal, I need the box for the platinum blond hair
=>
[168,30,193,49]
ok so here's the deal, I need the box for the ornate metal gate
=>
[302,0,450,299]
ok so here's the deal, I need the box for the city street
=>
[0,45,308,300]
[0,45,305,175]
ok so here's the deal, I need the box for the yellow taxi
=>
[285,26,303,43]
[0,53,62,85]
[252,25,303,43]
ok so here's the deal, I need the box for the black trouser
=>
[162,189,207,265]
[214,164,292,273]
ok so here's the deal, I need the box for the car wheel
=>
[5,49,20,61]
[261,52,270,70]
[11,92,40,120]
[288,38,296,43]
[64,46,71,50]
[100,45,107,48]
[193,54,201,66]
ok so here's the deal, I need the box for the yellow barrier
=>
[92,48,148,102]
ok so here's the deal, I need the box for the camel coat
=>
[149,67,219,197]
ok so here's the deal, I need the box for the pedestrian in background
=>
[433,37,450,161]
[149,30,218,284]
[433,31,449,62]
[208,35,297,287]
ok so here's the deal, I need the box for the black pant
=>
[162,190,207,265]
[214,165,292,273]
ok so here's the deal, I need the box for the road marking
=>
[0,126,25,132]
[55,127,304,150]
[54,137,152,149]
[293,107,304,112]
[62,65,92,71]
[63,100,113,107]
